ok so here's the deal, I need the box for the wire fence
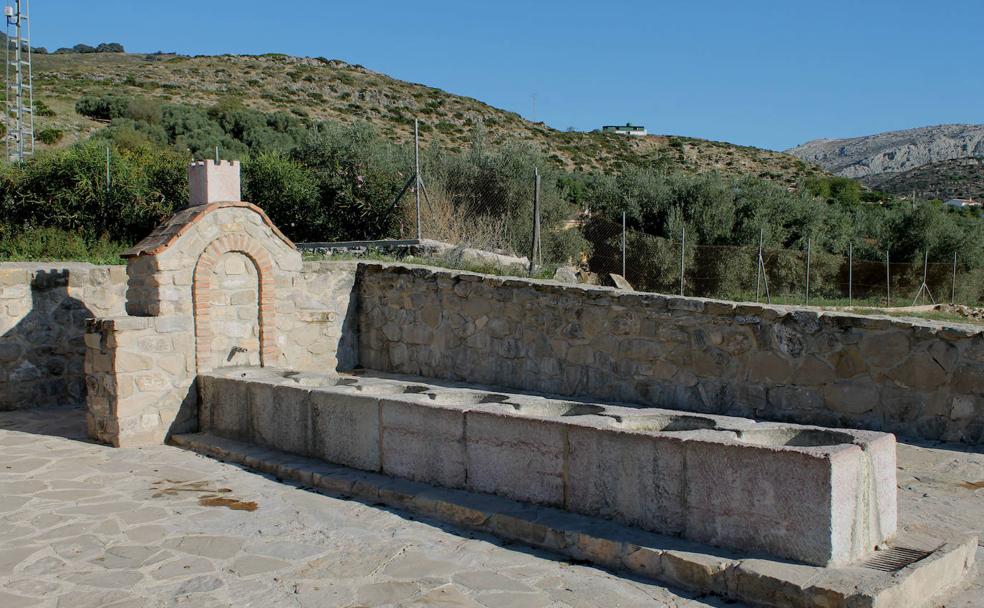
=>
[319,117,984,309]
[586,215,984,307]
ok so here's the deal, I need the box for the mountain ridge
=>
[787,123,984,180]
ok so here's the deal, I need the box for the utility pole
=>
[5,0,34,161]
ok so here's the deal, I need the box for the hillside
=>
[30,52,821,183]
[787,124,984,179]
[865,157,984,200]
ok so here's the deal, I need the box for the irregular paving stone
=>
[174,575,225,595]
[163,535,244,559]
[245,541,326,560]
[90,545,168,569]
[475,591,554,608]
[356,581,422,605]
[381,553,461,580]
[149,556,215,580]
[0,547,41,575]
[0,591,41,608]
[123,525,168,544]
[5,407,980,608]
[67,570,145,589]
[406,584,484,607]
[230,554,290,577]
[452,570,535,593]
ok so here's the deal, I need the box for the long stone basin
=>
[197,367,897,567]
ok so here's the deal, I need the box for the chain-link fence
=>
[303,117,984,308]
[586,214,984,307]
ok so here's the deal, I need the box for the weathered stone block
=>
[465,407,566,506]
[566,424,686,535]
[309,388,381,472]
[248,381,310,455]
[200,375,250,439]
[380,397,466,488]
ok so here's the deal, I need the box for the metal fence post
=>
[848,241,853,307]
[886,250,891,306]
[621,211,626,278]
[755,227,764,302]
[911,249,932,306]
[805,238,811,306]
[951,252,957,305]
[529,167,541,274]
[680,225,686,297]
[414,119,421,241]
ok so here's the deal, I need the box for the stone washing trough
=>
[195,367,897,567]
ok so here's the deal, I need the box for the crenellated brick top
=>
[122,201,295,258]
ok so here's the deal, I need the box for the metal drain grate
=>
[860,547,932,572]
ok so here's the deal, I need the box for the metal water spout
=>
[227,345,249,363]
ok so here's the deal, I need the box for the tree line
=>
[0,93,979,304]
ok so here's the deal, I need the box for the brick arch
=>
[193,235,277,371]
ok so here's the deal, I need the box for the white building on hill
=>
[602,123,647,136]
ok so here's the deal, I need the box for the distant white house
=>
[602,123,647,137]
[944,198,982,210]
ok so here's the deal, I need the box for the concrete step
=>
[171,431,977,608]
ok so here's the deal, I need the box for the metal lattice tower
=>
[5,0,33,162]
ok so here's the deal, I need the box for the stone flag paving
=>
[0,408,731,608]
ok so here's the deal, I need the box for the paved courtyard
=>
[0,407,981,608]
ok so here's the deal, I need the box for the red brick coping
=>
[122,201,295,258]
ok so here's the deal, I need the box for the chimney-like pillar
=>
[188,160,242,206]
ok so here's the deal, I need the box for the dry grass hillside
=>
[33,52,822,183]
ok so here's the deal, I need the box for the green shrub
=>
[3,142,186,244]
[75,94,130,121]
[243,152,320,240]
[37,128,63,145]
[34,100,55,117]
[0,225,126,264]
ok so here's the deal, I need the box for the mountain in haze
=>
[787,124,984,180]
[30,52,822,184]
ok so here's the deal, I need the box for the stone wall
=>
[0,259,356,416]
[358,264,984,444]
[0,263,126,410]
[11,255,983,446]
[289,261,359,372]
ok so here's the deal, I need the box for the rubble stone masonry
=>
[0,263,126,411]
[4,258,983,444]
[358,264,984,444]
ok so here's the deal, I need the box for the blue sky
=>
[31,0,984,151]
